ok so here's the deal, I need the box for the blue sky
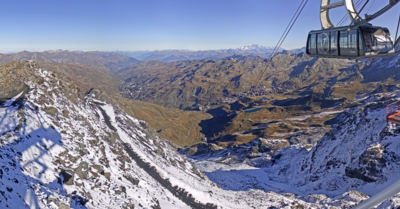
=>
[0,0,398,52]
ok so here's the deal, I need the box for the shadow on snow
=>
[0,101,87,208]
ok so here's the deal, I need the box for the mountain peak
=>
[235,44,282,53]
[46,49,66,53]
[238,44,265,50]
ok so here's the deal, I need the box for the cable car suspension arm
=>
[352,0,400,27]
[321,1,345,9]
[321,0,400,29]
[349,0,369,26]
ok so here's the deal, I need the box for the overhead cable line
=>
[337,0,364,26]
[337,0,357,25]
[339,0,365,26]
[366,0,376,14]
[348,0,370,26]
[252,0,309,92]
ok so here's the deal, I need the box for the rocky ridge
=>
[189,90,400,208]
[0,51,209,148]
[115,44,283,62]
[0,50,139,73]
[0,61,344,208]
[117,52,400,149]
[117,52,359,110]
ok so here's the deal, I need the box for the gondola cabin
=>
[306,25,394,59]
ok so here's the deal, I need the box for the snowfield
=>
[190,99,400,208]
[0,61,350,208]
[2,61,400,208]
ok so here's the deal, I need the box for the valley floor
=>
[185,92,400,208]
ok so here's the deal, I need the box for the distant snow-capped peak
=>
[238,44,266,50]
[235,44,282,53]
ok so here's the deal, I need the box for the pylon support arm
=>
[321,1,344,10]
[357,0,400,25]
[320,0,400,29]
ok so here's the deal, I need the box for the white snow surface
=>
[4,63,400,208]
[0,64,340,208]
[191,99,400,208]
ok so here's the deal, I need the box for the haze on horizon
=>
[0,0,399,52]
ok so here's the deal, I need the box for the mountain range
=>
[0,48,399,208]
[117,52,357,110]
[115,44,306,62]
[0,60,360,208]
[0,50,139,73]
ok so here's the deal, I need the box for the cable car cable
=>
[348,0,370,27]
[252,0,307,90]
[253,0,307,89]
[337,0,362,26]
[338,0,364,26]
[341,0,365,26]
[366,0,376,14]
[252,0,308,91]
[355,0,369,20]
[272,0,304,52]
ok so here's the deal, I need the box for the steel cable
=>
[252,0,309,91]
[337,0,364,26]
[366,0,376,14]
[348,0,370,26]
[252,0,306,89]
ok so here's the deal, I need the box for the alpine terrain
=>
[5,0,400,208]
[115,44,285,62]
[2,49,400,208]
[0,60,339,208]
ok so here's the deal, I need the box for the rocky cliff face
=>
[189,91,400,208]
[0,61,341,208]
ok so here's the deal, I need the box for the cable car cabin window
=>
[382,29,394,52]
[309,34,316,54]
[348,30,358,56]
[317,33,329,55]
[362,28,373,52]
[339,30,357,56]
[362,27,394,53]
[359,34,364,56]
[340,31,348,49]
[330,31,338,55]
[317,34,322,54]
[339,31,348,56]
[349,30,357,49]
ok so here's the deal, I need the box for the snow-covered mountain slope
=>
[0,64,190,208]
[0,61,341,208]
[190,92,400,208]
